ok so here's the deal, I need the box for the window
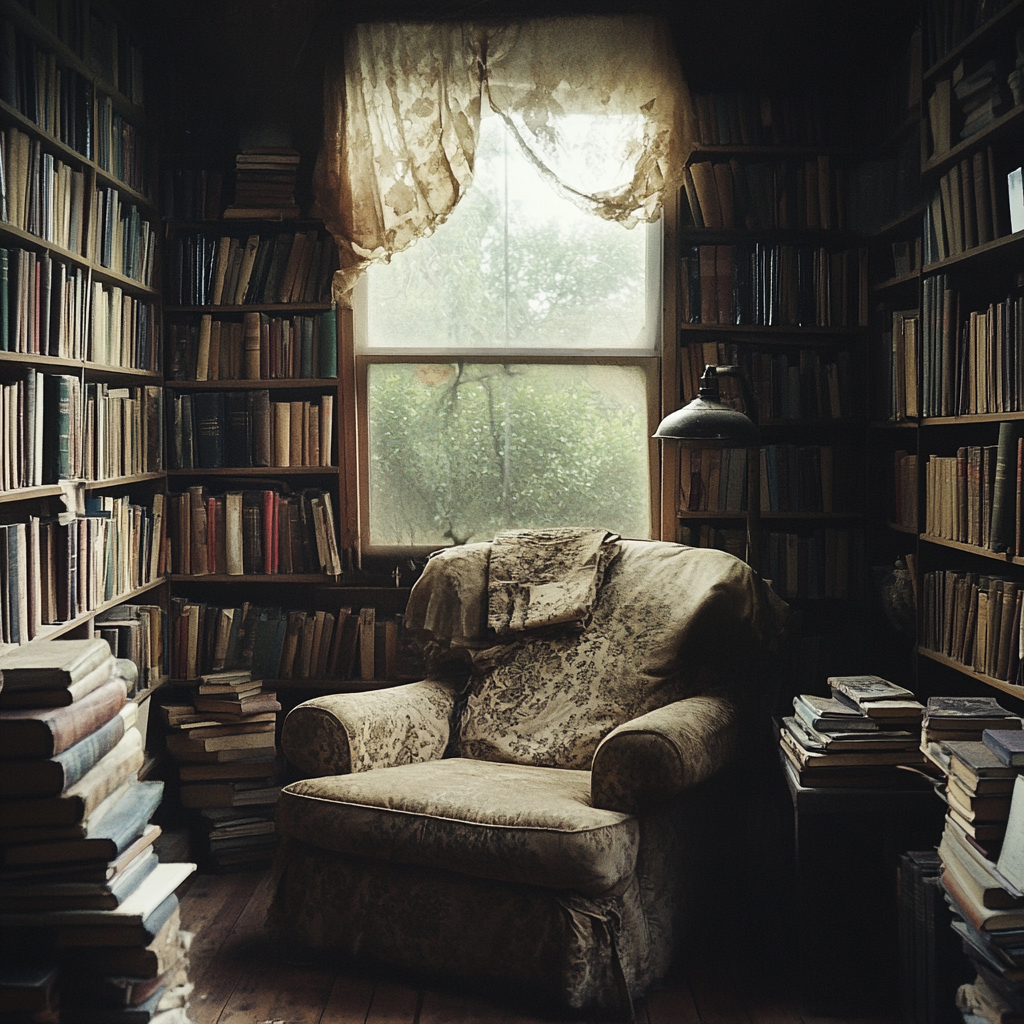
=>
[355,110,662,550]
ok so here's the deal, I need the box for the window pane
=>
[360,114,658,351]
[367,362,651,546]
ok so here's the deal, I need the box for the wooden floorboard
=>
[177,869,906,1024]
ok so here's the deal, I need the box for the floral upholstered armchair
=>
[268,530,789,1018]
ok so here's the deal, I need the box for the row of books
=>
[93,185,156,286]
[158,163,225,222]
[0,639,196,1021]
[679,243,867,327]
[781,675,928,788]
[167,390,334,470]
[167,308,338,382]
[678,444,851,514]
[0,491,165,644]
[166,486,342,578]
[679,525,861,601]
[689,90,833,148]
[925,148,1012,262]
[0,247,161,368]
[892,450,919,531]
[920,570,1023,684]
[884,308,920,422]
[89,10,145,107]
[920,275,1023,418]
[0,17,93,158]
[926,719,1024,1024]
[223,147,301,221]
[923,425,1024,554]
[681,156,848,232]
[928,59,1016,160]
[924,0,1015,67]
[94,603,166,694]
[0,373,163,490]
[161,670,282,871]
[18,0,87,58]
[1,126,87,255]
[165,230,337,308]
[169,598,422,683]
[95,94,149,197]
[680,341,853,422]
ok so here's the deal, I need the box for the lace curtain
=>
[314,16,695,305]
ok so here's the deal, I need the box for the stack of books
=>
[161,669,282,872]
[940,742,1024,1024]
[0,638,196,1023]
[223,148,301,220]
[780,674,928,787]
[954,59,1009,143]
[921,696,1022,772]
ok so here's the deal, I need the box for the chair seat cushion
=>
[276,758,639,896]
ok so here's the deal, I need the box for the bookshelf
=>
[864,0,1024,706]
[666,87,870,693]
[159,211,412,688]
[0,0,168,702]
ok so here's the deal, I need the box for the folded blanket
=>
[487,528,620,635]
[404,542,490,644]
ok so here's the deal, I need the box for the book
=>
[996,778,1024,897]
[0,637,111,690]
[984,731,1024,767]
[792,693,880,732]
[783,715,918,752]
[946,742,1020,790]
[0,702,136,797]
[942,860,1024,933]
[71,904,183,978]
[0,676,128,758]
[828,674,915,705]
[0,729,144,828]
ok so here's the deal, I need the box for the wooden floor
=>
[177,868,901,1024]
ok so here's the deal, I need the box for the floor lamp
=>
[654,364,762,573]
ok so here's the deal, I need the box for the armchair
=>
[268,533,788,1018]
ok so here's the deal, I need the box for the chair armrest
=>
[590,693,739,813]
[281,680,457,778]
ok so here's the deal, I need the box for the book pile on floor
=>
[161,668,282,872]
[938,730,1024,1024]
[922,696,1022,773]
[0,638,196,1023]
[222,147,300,220]
[780,674,929,787]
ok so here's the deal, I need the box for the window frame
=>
[335,170,681,565]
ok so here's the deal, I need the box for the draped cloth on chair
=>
[313,16,696,304]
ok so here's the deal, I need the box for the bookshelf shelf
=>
[677,323,862,338]
[683,144,859,164]
[169,574,339,584]
[0,98,91,166]
[165,467,337,477]
[676,227,863,246]
[134,675,170,705]
[888,522,918,534]
[85,472,165,490]
[0,220,92,271]
[872,270,921,294]
[921,411,1024,426]
[166,378,339,390]
[0,484,66,504]
[164,304,334,315]
[922,0,1024,83]
[0,353,162,380]
[868,420,920,430]
[677,510,862,521]
[921,105,1024,179]
[917,646,1024,701]
[27,577,168,644]
[921,229,1024,276]
[919,534,1024,565]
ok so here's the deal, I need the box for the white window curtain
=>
[314,15,696,304]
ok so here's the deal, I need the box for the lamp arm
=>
[713,365,758,426]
